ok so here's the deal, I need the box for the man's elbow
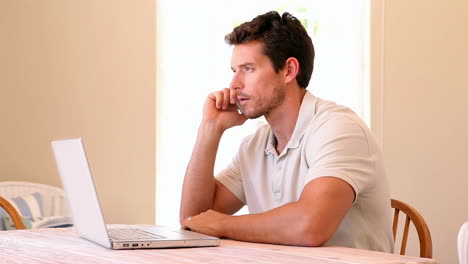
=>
[296,220,333,247]
[298,232,329,247]
[179,212,188,227]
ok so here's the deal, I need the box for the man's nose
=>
[229,73,242,90]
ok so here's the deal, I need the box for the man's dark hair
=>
[225,11,315,89]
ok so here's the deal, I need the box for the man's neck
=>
[265,88,307,155]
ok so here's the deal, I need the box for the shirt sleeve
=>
[215,151,247,204]
[303,115,377,201]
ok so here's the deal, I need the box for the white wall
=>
[0,0,156,224]
[372,0,468,263]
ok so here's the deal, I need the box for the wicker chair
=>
[0,181,70,229]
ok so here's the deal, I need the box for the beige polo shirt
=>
[216,91,394,253]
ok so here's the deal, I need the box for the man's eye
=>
[243,66,253,72]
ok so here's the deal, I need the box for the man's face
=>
[230,41,286,119]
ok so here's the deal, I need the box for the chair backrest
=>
[458,222,468,264]
[0,181,69,217]
[391,198,432,258]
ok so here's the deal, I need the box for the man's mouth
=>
[237,97,249,105]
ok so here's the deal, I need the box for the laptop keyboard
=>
[108,228,165,241]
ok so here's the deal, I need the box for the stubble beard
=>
[244,84,286,119]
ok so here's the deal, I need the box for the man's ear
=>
[283,57,300,84]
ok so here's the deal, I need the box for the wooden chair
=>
[391,198,432,258]
[0,196,26,229]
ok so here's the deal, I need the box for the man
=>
[180,11,394,252]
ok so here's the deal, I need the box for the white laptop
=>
[51,138,219,249]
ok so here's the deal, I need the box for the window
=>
[156,0,370,226]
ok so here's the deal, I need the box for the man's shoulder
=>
[314,97,357,118]
[299,96,372,145]
[309,97,368,133]
[303,97,381,156]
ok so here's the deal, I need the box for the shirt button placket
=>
[273,157,283,203]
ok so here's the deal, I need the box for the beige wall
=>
[372,0,468,263]
[0,0,156,224]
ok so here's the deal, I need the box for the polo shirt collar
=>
[265,91,317,155]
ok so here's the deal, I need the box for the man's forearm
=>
[179,122,224,224]
[184,200,332,247]
[183,176,353,247]
[220,202,326,246]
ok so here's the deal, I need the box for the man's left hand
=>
[182,209,228,238]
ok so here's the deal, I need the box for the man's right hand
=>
[203,88,247,132]
[180,88,246,224]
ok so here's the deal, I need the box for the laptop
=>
[51,138,219,249]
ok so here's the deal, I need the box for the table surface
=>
[0,227,440,264]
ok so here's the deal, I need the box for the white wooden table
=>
[0,227,440,264]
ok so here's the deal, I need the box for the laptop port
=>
[123,244,129,247]
[132,243,139,247]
